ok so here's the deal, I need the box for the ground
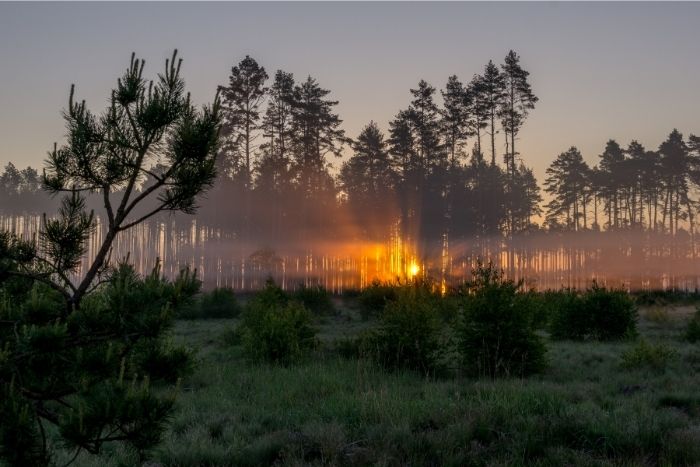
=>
[70,303,700,467]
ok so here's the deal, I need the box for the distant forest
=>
[1,50,699,255]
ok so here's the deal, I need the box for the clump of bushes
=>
[358,279,398,320]
[621,339,677,371]
[177,287,240,320]
[237,280,316,365]
[633,289,700,306]
[527,289,574,329]
[550,283,637,341]
[458,263,547,378]
[686,308,700,343]
[365,285,444,375]
[291,283,335,316]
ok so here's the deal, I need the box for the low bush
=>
[358,279,398,319]
[528,289,573,329]
[633,289,700,306]
[291,283,335,316]
[366,285,444,375]
[550,283,637,341]
[458,262,547,378]
[237,280,316,365]
[621,339,677,371]
[177,287,240,320]
[199,287,240,318]
[686,308,700,343]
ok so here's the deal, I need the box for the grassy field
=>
[71,301,700,467]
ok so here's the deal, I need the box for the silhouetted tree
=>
[477,61,506,166]
[340,122,397,237]
[598,140,625,229]
[500,50,538,236]
[658,129,691,235]
[218,56,268,188]
[545,147,591,231]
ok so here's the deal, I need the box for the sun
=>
[408,262,420,278]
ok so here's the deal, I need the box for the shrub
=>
[550,283,637,341]
[237,281,316,365]
[621,339,677,371]
[358,279,398,319]
[528,289,573,330]
[291,283,335,316]
[458,262,546,378]
[633,289,700,306]
[366,285,444,374]
[178,287,241,320]
[686,308,700,343]
[253,277,289,308]
[199,287,240,318]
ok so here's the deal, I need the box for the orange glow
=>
[408,262,420,277]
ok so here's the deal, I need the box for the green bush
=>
[237,281,316,365]
[621,339,677,371]
[527,289,573,330]
[291,283,335,316]
[366,285,444,375]
[199,288,240,318]
[458,263,546,378]
[633,289,700,306]
[358,279,398,320]
[686,308,700,343]
[178,287,240,320]
[550,283,637,341]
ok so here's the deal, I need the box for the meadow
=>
[66,290,700,467]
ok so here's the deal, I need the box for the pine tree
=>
[339,122,397,237]
[0,50,221,466]
[499,51,538,236]
[218,56,269,189]
[440,75,470,165]
[289,76,345,199]
[545,147,591,230]
[598,140,626,229]
[658,129,691,234]
[500,51,537,177]
[477,61,506,166]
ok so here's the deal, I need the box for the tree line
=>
[545,132,700,234]
[181,50,542,250]
[1,51,698,252]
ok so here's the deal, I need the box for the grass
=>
[67,303,700,466]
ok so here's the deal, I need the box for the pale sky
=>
[1,1,698,184]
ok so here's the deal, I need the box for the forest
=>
[1,51,700,292]
[2,51,698,241]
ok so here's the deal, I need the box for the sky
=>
[0,1,699,184]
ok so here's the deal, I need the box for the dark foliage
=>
[291,283,335,317]
[458,263,547,377]
[178,287,240,320]
[550,283,637,341]
[365,284,444,375]
[0,50,221,466]
[358,279,398,320]
[0,264,198,466]
[634,289,700,306]
[237,280,316,365]
[686,308,700,343]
